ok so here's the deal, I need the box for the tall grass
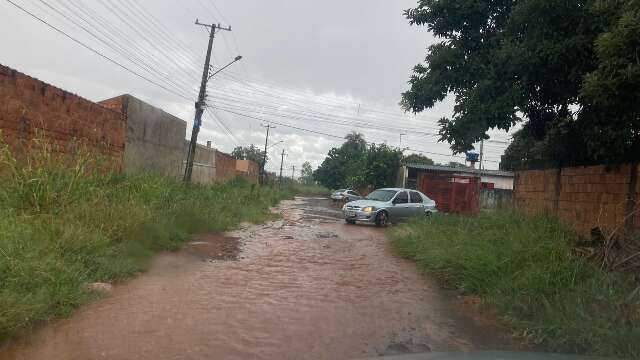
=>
[390,212,640,358]
[0,138,301,342]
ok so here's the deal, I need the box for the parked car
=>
[330,189,363,202]
[342,188,437,226]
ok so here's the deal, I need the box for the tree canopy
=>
[299,161,315,185]
[231,145,265,165]
[313,133,403,190]
[402,0,640,169]
[403,153,434,166]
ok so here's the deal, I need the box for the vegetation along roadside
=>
[390,212,640,359]
[0,138,323,342]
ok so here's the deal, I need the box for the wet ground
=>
[0,197,521,360]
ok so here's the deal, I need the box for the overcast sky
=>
[0,0,511,173]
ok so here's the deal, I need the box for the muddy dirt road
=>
[1,197,518,360]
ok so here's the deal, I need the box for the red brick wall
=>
[0,64,125,167]
[215,150,237,182]
[514,164,639,237]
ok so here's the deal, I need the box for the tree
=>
[231,145,265,164]
[313,132,367,189]
[403,0,639,169]
[314,133,403,189]
[299,161,314,185]
[403,153,434,166]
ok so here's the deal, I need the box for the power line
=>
[209,105,494,163]
[39,0,196,97]
[3,0,192,101]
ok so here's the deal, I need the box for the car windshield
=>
[365,189,397,202]
[334,189,346,193]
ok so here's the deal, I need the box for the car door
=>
[408,191,425,217]
[348,190,362,200]
[390,191,411,220]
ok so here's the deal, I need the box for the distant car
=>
[342,188,437,227]
[330,189,363,202]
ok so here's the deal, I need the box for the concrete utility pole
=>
[291,165,295,181]
[279,149,287,185]
[183,20,232,183]
[260,124,276,184]
[479,139,484,170]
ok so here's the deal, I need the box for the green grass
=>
[0,139,314,342]
[390,212,640,359]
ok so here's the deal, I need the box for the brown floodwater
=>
[0,197,521,360]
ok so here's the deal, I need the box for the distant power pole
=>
[479,139,484,170]
[279,149,287,185]
[399,132,407,148]
[260,124,276,184]
[184,20,232,183]
[291,165,295,181]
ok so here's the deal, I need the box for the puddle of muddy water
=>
[0,197,522,360]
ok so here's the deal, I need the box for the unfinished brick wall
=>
[514,164,639,237]
[0,64,125,167]
[215,150,237,182]
[235,159,259,183]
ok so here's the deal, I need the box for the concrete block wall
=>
[100,95,186,178]
[514,164,639,237]
[182,140,217,184]
[0,64,125,166]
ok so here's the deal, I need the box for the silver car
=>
[330,189,363,202]
[342,188,437,227]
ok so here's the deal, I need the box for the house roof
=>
[406,163,514,178]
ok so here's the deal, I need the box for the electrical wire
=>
[3,0,192,101]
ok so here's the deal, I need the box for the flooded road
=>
[1,197,519,360]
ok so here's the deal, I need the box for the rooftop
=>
[406,163,514,177]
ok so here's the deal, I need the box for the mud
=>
[0,197,521,360]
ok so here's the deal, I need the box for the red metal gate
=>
[419,173,479,214]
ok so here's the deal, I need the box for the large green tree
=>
[403,153,434,166]
[313,133,403,189]
[231,145,265,164]
[403,0,639,169]
[299,161,315,185]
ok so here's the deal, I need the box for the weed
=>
[390,212,640,358]
[0,135,311,342]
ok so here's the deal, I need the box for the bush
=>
[0,139,296,341]
[390,212,640,358]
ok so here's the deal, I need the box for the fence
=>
[0,64,125,167]
[514,164,639,237]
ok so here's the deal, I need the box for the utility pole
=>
[291,165,295,181]
[260,124,276,184]
[279,149,287,185]
[399,132,407,148]
[479,139,484,170]
[183,20,232,183]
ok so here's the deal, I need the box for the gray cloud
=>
[0,0,511,173]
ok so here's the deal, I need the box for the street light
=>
[208,55,242,80]
[267,140,284,150]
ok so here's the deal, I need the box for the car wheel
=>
[375,211,388,227]
[345,219,356,225]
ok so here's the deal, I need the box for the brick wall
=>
[0,64,125,166]
[215,150,237,182]
[514,164,639,237]
[235,159,259,183]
